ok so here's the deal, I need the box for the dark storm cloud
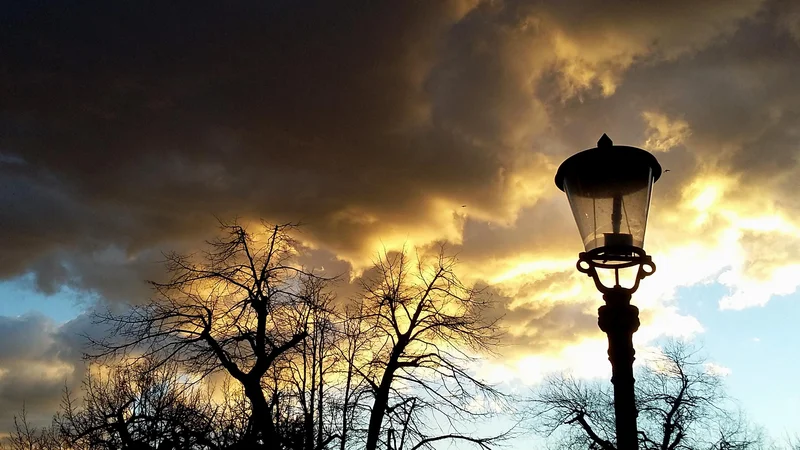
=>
[3,0,782,300]
[2,0,533,294]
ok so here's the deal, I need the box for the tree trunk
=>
[317,347,324,450]
[366,376,392,450]
[244,381,277,446]
[366,347,403,450]
[305,335,316,450]
[340,357,354,450]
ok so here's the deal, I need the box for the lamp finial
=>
[598,134,613,147]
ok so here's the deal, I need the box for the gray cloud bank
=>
[0,313,94,432]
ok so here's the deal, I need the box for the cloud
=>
[642,111,692,152]
[0,314,93,431]
[776,0,800,42]
[2,0,800,422]
[704,362,733,377]
[1,0,777,292]
[718,230,800,309]
[541,0,765,96]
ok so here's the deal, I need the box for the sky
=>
[1,0,800,445]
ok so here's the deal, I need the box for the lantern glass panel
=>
[563,166,653,252]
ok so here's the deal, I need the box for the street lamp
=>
[555,134,662,450]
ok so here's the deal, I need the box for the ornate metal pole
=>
[578,248,655,450]
[599,289,640,450]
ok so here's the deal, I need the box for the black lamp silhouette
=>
[555,134,662,450]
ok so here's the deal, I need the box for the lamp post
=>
[554,134,662,450]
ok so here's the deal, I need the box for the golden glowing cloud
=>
[643,111,692,153]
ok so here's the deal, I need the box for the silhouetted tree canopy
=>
[529,340,770,450]
[1,224,787,450]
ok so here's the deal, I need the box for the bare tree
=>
[333,302,373,450]
[530,340,765,450]
[350,247,509,450]
[268,275,340,450]
[90,222,330,447]
[532,373,616,450]
[2,405,66,450]
[57,357,219,450]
